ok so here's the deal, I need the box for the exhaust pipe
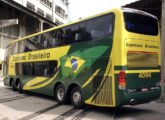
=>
[130,99,136,105]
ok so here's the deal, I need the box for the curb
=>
[157,98,165,103]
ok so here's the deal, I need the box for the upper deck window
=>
[124,12,158,36]
[87,14,113,40]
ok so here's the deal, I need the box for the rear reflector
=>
[118,71,126,90]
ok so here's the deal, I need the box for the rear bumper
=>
[116,88,161,106]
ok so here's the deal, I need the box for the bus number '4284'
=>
[139,72,152,79]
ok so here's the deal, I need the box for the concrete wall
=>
[12,0,68,24]
[161,0,165,99]
[0,2,41,50]
[0,1,45,67]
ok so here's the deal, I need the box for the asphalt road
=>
[0,80,165,120]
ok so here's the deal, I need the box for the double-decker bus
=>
[3,8,161,107]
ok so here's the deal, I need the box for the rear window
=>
[124,12,158,36]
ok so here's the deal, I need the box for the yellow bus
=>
[3,8,161,107]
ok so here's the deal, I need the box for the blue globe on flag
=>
[71,58,78,71]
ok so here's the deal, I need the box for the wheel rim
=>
[18,82,20,90]
[73,91,81,104]
[57,88,64,101]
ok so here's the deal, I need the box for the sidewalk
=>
[0,78,3,81]
[0,78,4,86]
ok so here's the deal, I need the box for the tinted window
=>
[18,39,39,53]
[124,12,158,36]
[87,14,113,40]
[54,28,65,46]
[22,62,33,75]
[38,33,53,49]
[13,13,114,53]
[50,30,58,47]
[65,26,72,44]
[64,22,86,44]
[24,40,38,52]
[16,61,58,77]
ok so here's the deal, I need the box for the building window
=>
[55,5,65,18]
[61,0,68,6]
[55,19,64,25]
[40,0,52,8]
[61,0,65,4]
[37,8,45,16]
[46,13,53,21]
[27,1,35,11]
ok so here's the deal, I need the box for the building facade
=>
[13,0,69,25]
[0,0,69,62]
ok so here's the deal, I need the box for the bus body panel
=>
[4,34,115,106]
[3,8,161,107]
[114,10,161,107]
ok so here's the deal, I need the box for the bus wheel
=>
[71,87,84,108]
[55,84,66,104]
[18,81,23,94]
[12,81,16,91]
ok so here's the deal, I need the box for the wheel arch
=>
[53,81,65,96]
[15,78,20,87]
[9,77,14,87]
[66,83,82,103]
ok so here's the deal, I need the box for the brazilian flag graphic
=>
[60,46,109,80]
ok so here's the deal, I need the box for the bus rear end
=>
[116,8,161,106]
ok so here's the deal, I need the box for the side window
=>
[41,61,58,77]
[38,34,48,49]
[86,14,113,41]
[22,62,33,75]
[15,63,23,75]
[70,22,86,43]
[65,26,72,44]
[20,61,58,77]
[57,28,65,46]
[78,22,86,41]
[50,30,58,47]
[23,40,37,52]
[64,22,86,44]
[50,28,65,47]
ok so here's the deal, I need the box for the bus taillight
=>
[118,71,126,90]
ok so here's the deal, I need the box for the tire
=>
[71,87,84,108]
[18,80,23,94]
[55,84,66,104]
[12,80,16,91]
